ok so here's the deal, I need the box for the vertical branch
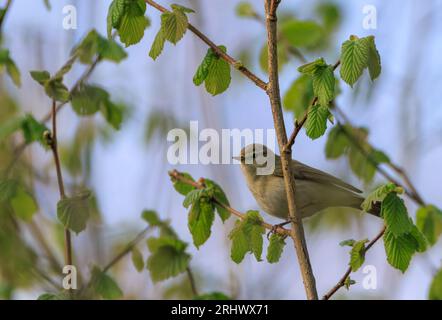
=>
[186,267,199,297]
[264,0,318,299]
[48,99,72,268]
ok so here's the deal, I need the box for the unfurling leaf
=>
[193,48,216,86]
[267,233,286,263]
[171,172,196,196]
[349,239,368,272]
[361,183,403,212]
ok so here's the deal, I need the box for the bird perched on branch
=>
[233,144,380,223]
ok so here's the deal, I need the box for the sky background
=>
[2,0,442,299]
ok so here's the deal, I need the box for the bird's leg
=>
[266,218,294,240]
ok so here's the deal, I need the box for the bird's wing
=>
[273,159,362,193]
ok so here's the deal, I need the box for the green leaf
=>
[0,49,21,87]
[410,224,428,253]
[193,48,216,86]
[366,36,381,81]
[44,78,70,102]
[10,187,38,222]
[91,266,123,299]
[141,210,161,226]
[229,210,265,263]
[101,100,124,130]
[204,46,231,96]
[235,2,255,18]
[381,193,412,236]
[305,104,330,139]
[340,35,370,87]
[297,58,326,75]
[0,117,23,142]
[416,205,442,247]
[107,0,126,38]
[183,189,206,208]
[117,0,149,47]
[0,179,18,203]
[259,43,288,74]
[383,229,417,273]
[344,277,356,290]
[283,75,314,121]
[20,114,48,146]
[266,233,286,263]
[429,268,442,300]
[57,191,91,234]
[349,239,368,272]
[348,145,376,184]
[188,198,215,248]
[280,20,324,48]
[161,8,188,45]
[312,64,335,106]
[71,84,108,116]
[195,292,230,300]
[75,30,127,64]
[361,183,403,212]
[325,126,349,159]
[146,237,191,282]
[97,36,127,63]
[149,29,166,60]
[205,179,231,222]
[30,70,50,85]
[171,172,196,195]
[131,247,144,272]
[170,4,195,13]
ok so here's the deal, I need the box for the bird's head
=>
[233,144,276,175]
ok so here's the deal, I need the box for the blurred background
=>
[0,0,441,299]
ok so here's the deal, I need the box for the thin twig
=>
[145,0,267,91]
[0,0,12,34]
[322,226,386,300]
[168,170,290,237]
[48,99,72,269]
[186,267,199,297]
[264,0,318,300]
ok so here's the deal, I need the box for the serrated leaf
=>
[429,268,442,300]
[204,179,230,222]
[193,48,216,86]
[118,0,149,47]
[410,223,428,253]
[183,189,206,208]
[283,75,314,121]
[171,172,196,195]
[339,239,355,247]
[57,191,91,234]
[204,46,231,95]
[305,104,329,139]
[297,58,326,75]
[188,198,215,248]
[229,220,249,264]
[131,247,144,272]
[149,29,166,60]
[325,126,349,159]
[146,237,191,282]
[161,9,188,45]
[107,0,125,38]
[383,229,416,273]
[312,64,335,106]
[361,183,403,212]
[170,4,195,13]
[267,233,286,263]
[44,79,70,102]
[416,205,442,247]
[91,266,123,299]
[349,239,368,272]
[381,193,412,236]
[366,36,381,81]
[340,35,370,87]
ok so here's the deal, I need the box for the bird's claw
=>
[266,219,293,240]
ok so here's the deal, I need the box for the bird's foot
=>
[266,219,293,240]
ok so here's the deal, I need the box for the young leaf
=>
[161,7,188,45]
[188,198,215,248]
[305,104,330,139]
[366,36,381,81]
[183,189,206,208]
[0,49,21,87]
[339,239,355,247]
[344,277,356,290]
[383,229,417,273]
[20,114,48,146]
[193,48,216,86]
[101,100,124,130]
[267,233,286,263]
[149,29,166,60]
[44,78,70,102]
[57,191,91,234]
[170,4,195,13]
[235,2,255,18]
[141,210,161,226]
[204,46,231,96]
[116,0,149,47]
[91,266,123,299]
[325,126,349,159]
[280,20,324,48]
[361,183,403,212]
[171,172,195,195]
[146,237,191,282]
[107,0,126,38]
[131,247,144,272]
[416,205,442,246]
[71,84,108,116]
[10,187,38,222]
[229,220,250,263]
[75,30,127,64]
[349,239,368,272]
[429,268,442,300]
[30,70,50,85]
[340,35,370,87]
[381,193,413,236]
[204,179,231,222]
[312,64,335,106]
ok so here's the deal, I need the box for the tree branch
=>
[168,170,290,237]
[145,0,267,91]
[0,0,12,34]
[322,226,386,300]
[186,267,199,297]
[264,0,318,300]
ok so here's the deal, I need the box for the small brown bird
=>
[233,144,380,221]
